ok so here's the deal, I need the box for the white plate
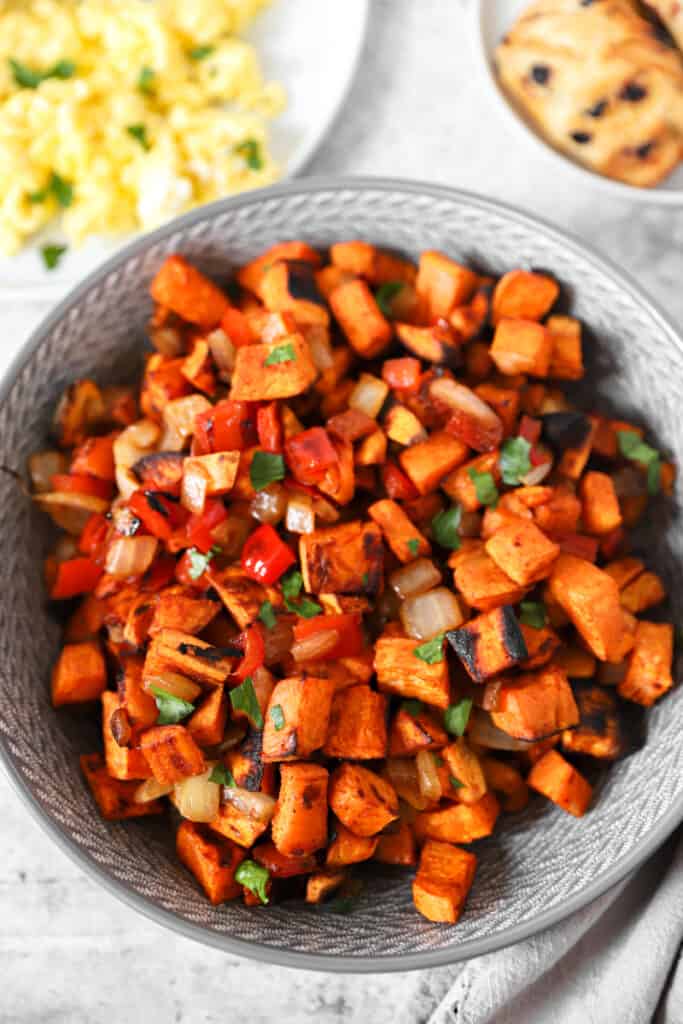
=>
[0,0,368,301]
[471,0,683,204]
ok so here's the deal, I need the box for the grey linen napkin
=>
[398,829,683,1024]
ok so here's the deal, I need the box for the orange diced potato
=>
[101,691,151,780]
[448,605,528,682]
[548,554,627,662]
[491,269,559,325]
[326,821,378,866]
[187,687,227,747]
[485,517,560,585]
[149,586,220,636]
[620,572,666,614]
[262,675,335,761]
[454,551,528,611]
[206,565,282,630]
[259,261,330,326]
[399,431,469,495]
[176,820,245,904]
[552,645,596,679]
[229,333,317,401]
[374,635,450,709]
[481,756,529,812]
[140,725,206,784]
[443,737,488,805]
[414,792,500,844]
[441,452,501,512]
[490,319,553,377]
[368,498,430,563]
[80,753,163,821]
[388,705,448,757]
[150,255,229,328]
[323,685,388,759]
[271,762,329,856]
[329,763,398,836]
[143,628,234,687]
[547,315,584,380]
[209,801,270,849]
[580,472,622,535]
[491,664,578,741]
[528,750,592,817]
[117,656,158,728]
[51,641,107,706]
[412,839,477,923]
[305,870,347,904]
[416,250,479,321]
[618,620,673,706]
[604,557,644,590]
[374,821,417,866]
[329,279,392,358]
[299,520,383,595]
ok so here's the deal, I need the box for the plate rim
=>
[2,175,683,973]
[469,0,683,205]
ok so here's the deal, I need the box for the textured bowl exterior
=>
[1,179,682,972]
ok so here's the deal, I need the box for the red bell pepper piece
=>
[529,445,548,468]
[143,554,177,591]
[195,399,258,454]
[128,490,180,541]
[51,473,113,501]
[519,416,542,445]
[292,613,363,660]
[557,533,599,563]
[284,427,338,486]
[79,513,110,561]
[70,435,116,481]
[241,524,296,583]
[382,461,419,501]
[257,402,283,453]
[382,357,422,392]
[186,498,228,553]
[232,623,266,681]
[50,557,103,599]
[220,307,254,349]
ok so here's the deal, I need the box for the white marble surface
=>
[2,1,683,1021]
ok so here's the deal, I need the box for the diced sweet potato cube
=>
[552,645,596,679]
[491,269,559,325]
[399,431,469,495]
[444,737,487,805]
[329,279,392,358]
[305,870,347,904]
[181,452,240,504]
[429,377,504,453]
[528,750,592,817]
[558,419,596,479]
[414,792,500,844]
[80,753,163,821]
[490,664,579,740]
[485,517,560,586]
[547,315,584,380]
[618,620,673,706]
[474,383,520,438]
[209,801,270,849]
[454,551,528,612]
[176,820,245,905]
[259,261,329,326]
[187,687,227,747]
[368,498,430,563]
[226,731,276,796]
[329,763,398,837]
[395,322,461,365]
[229,333,317,401]
[150,255,229,328]
[262,676,335,761]
[534,490,582,535]
[52,641,107,707]
[101,691,151,780]
[490,319,553,377]
[520,622,560,669]
[580,472,622,535]
[447,605,528,682]
[374,635,450,709]
[374,821,417,866]
[561,685,622,760]
[64,593,107,642]
[326,822,378,866]
[548,554,626,662]
[330,241,416,285]
[323,685,388,759]
[299,520,383,595]
[140,725,206,784]
[356,428,387,466]
[117,656,158,728]
[388,704,448,757]
[416,250,479,321]
[143,629,234,687]
[206,565,282,630]
[442,452,501,512]
[481,757,529,812]
[252,840,317,877]
[384,404,427,446]
[412,840,477,923]
[604,557,644,591]
[620,572,666,614]
[149,586,220,636]
[271,762,329,856]
[237,242,321,295]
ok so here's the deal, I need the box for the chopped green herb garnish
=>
[400,699,423,718]
[270,704,286,731]
[258,600,278,629]
[431,505,462,551]
[647,459,661,496]
[188,45,215,60]
[617,430,662,496]
[413,633,445,664]
[234,138,263,170]
[209,764,236,787]
[187,545,221,580]
[281,570,303,601]
[126,123,151,150]
[28,171,73,208]
[286,596,322,618]
[500,436,532,486]
[149,686,195,725]
[362,572,370,588]
[264,342,296,367]
[229,676,263,730]
[450,775,465,789]
[9,57,75,89]
[519,601,547,630]
[375,281,404,316]
[444,698,473,737]
[137,66,156,95]
[434,755,444,768]
[468,468,499,507]
[235,860,270,904]
[249,451,285,491]
[41,244,67,271]
[407,538,420,557]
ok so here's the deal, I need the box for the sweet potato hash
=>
[31,240,676,923]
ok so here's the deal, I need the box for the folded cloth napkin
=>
[399,827,683,1024]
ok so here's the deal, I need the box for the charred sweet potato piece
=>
[176,820,245,904]
[520,622,560,669]
[453,551,528,612]
[299,520,383,595]
[441,452,502,512]
[143,629,234,687]
[252,840,317,877]
[485,517,560,586]
[429,377,503,453]
[329,279,392,358]
[271,762,329,856]
[528,750,592,817]
[388,704,448,757]
[140,725,206,784]
[51,641,107,707]
[558,419,596,480]
[374,635,450,709]
[149,586,220,636]
[150,255,229,328]
[101,691,151,781]
[226,731,276,796]
[491,269,559,325]
[490,664,579,740]
[414,792,500,844]
[416,250,479,321]
[549,554,627,662]
[323,685,388,759]
[620,572,666,614]
[374,821,417,866]
[53,379,106,448]
[547,315,584,380]
[326,822,378,866]
[562,685,622,760]
[580,472,622,535]
[237,242,321,295]
[259,261,330,327]
[187,687,227,747]
[412,840,477,924]
[368,499,430,564]
[117,657,158,728]
[229,333,317,402]
[399,431,469,495]
[209,801,270,849]
[618,620,673,707]
[305,869,347,904]
[80,753,163,821]
[262,676,335,761]
[206,565,282,630]
[490,319,553,377]
[447,605,528,683]
[329,763,398,837]
[395,322,461,366]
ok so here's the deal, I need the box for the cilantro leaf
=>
[519,601,546,629]
[188,45,215,60]
[450,775,465,789]
[431,506,462,550]
[209,764,236,786]
[187,545,220,580]
[500,436,532,486]
[286,596,322,618]
[444,697,473,737]
[28,171,74,208]
[249,451,285,491]
[468,468,499,507]
[264,343,295,367]
[235,860,270,904]
[9,57,75,89]
[413,633,445,664]
[406,538,420,557]
[647,459,661,496]
[234,138,263,170]
[137,66,156,95]
[126,123,151,151]
[617,430,659,466]
[281,569,303,601]
[230,676,264,729]
[41,244,67,271]
[270,704,286,731]
[375,281,404,316]
[149,686,195,725]
[400,699,423,718]
[258,600,278,629]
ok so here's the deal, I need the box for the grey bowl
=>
[1,178,682,973]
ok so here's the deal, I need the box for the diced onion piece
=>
[597,660,627,686]
[35,491,109,535]
[306,325,335,372]
[105,535,158,578]
[134,778,173,803]
[161,395,211,451]
[349,373,389,419]
[207,328,235,380]
[286,492,315,534]
[181,460,209,515]
[263,617,294,665]
[468,709,533,751]
[520,461,552,486]
[249,483,287,525]
[390,558,442,599]
[143,671,202,703]
[222,786,276,824]
[291,628,339,663]
[29,450,68,493]
[174,765,220,823]
[385,758,431,810]
[150,325,184,357]
[113,418,160,500]
[416,750,442,802]
[400,587,464,640]
[458,510,482,538]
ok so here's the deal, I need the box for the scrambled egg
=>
[0,0,285,254]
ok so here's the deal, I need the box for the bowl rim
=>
[2,175,683,973]
[469,0,683,205]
